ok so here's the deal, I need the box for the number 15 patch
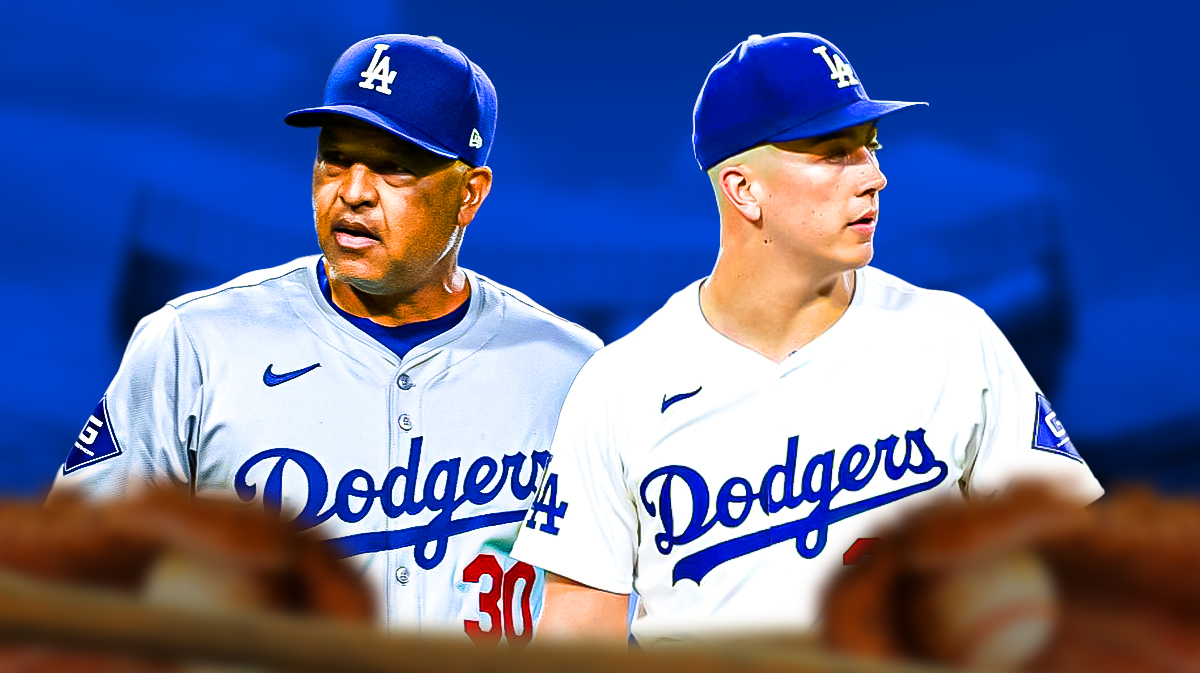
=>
[63,397,122,474]
[1031,393,1082,463]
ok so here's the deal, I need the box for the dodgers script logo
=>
[640,429,947,584]
[234,438,549,568]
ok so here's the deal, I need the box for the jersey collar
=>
[683,267,867,376]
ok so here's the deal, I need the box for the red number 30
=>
[463,554,536,648]
[843,537,881,565]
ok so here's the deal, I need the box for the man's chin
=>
[324,260,391,296]
[849,243,874,269]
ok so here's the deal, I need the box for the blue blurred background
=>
[2,0,1197,497]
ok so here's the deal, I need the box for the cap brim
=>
[284,105,459,160]
[767,99,927,143]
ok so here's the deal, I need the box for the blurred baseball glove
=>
[819,482,1200,673]
[0,488,375,671]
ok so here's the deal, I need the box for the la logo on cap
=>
[812,45,859,89]
[360,44,397,95]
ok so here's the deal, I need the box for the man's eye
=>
[869,141,883,152]
[321,152,348,166]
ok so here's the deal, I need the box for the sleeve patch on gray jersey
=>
[1031,393,1082,463]
[63,397,122,474]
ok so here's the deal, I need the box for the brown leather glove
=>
[819,483,1200,673]
[0,489,375,671]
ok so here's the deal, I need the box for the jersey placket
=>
[387,354,426,629]
[389,342,461,631]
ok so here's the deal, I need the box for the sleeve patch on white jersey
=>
[1031,393,1082,463]
[63,397,122,474]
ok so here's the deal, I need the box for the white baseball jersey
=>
[512,266,1102,644]
[52,255,601,645]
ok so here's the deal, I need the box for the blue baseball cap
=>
[693,33,926,170]
[286,35,497,167]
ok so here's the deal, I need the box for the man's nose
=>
[339,164,378,208]
[858,148,887,196]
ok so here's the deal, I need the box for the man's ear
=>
[717,164,762,223]
[458,166,493,226]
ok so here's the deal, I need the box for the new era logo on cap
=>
[692,32,926,170]
[285,34,498,167]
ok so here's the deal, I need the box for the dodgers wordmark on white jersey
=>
[512,266,1102,645]
[53,255,601,645]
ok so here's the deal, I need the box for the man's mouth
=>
[848,210,877,227]
[332,220,380,248]
[848,211,877,230]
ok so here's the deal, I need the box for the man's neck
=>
[326,262,470,327]
[700,257,856,364]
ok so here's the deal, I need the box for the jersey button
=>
[397,414,413,431]
[395,566,410,585]
[397,374,414,390]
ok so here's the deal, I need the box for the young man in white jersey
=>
[511,32,1102,645]
[52,35,601,644]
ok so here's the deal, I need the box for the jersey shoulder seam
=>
[169,263,309,310]
[864,267,986,317]
[162,304,205,386]
[473,272,598,340]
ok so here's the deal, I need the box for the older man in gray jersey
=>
[52,35,600,644]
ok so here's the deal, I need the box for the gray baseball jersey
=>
[52,255,601,644]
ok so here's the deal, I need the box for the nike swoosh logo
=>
[661,386,703,413]
[263,363,321,387]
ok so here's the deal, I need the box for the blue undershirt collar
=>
[316,259,469,361]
